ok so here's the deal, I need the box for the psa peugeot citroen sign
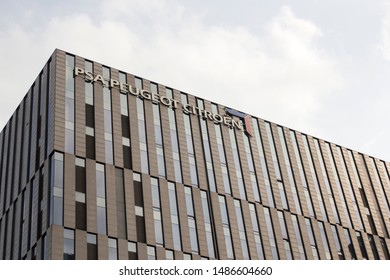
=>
[74,67,252,136]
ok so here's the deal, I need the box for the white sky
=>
[1,0,390,161]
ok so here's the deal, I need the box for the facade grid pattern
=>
[0,49,390,260]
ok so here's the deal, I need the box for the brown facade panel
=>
[74,56,86,158]
[358,153,388,237]
[256,204,273,260]
[105,164,118,237]
[75,229,87,260]
[188,95,208,189]
[259,120,282,209]
[159,179,173,249]
[110,69,124,168]
[53,50,66,153]
[92,63,105,164]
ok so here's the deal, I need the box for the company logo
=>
[225,108,253,137]
[74,67,251,134]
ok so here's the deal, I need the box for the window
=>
[165,250,174,260]
[151,84,165,177]
[147,246,156,260]
[120,72,132,169]
[63,229,75,260]
[343,228,357,259]
[248,203,264,259]
[356,231,368,259]
[116,168,127,239]
[331,225,344,260]
[85,60,95,160]
[108,238,118,260]
[134,173,145,243]
[103,66,114,164]
[200,191,215,258]
[128,242,137,260]
[135,77,149,174]
[168,182,181,251]
[278,211,292,259]
[263,207,278,259]
[96,163,107,235]
[234,200,249,259]
[219,195,234,259]
[151,178,163,246]
[185,187,198,254]
[75,158,86,230]
[318,221,331,259]
[379,237,390,260]
[368,235,380,260]
[305,218,318,259]
[50,152,64,226]
[291,214,306,259]
[87,233,97,260]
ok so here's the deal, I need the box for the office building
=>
[0,49,389,260]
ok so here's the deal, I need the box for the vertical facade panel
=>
[259,120,282,209]
[124,169,136,242]
[75,229,87,260]
[53,50,66,153]
[174,91,191,187]
[105,164,118,237]
[74,56,86,158]
[13,106,23,202]
[188,95,207,189]
[86,159,97,233]
[0,124,9,216]
[5,115,16,211]
[110,69,124,168]
[92,63,105,164]
[63,154,75,228]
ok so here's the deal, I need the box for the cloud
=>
[0,2,342,137]
[379,1,390,60]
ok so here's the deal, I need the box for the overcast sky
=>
[1,0,390,161]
